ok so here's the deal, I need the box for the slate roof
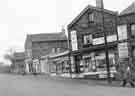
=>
[120,2,135,16]
[28,32,67,42]
[68,5,118,28]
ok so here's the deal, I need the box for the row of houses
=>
[14,0,135,79]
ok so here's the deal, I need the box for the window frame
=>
[131,24,135,36]
[88,12,94,23]
[83,34,93,45]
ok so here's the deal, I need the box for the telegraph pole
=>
[100,0,111,83]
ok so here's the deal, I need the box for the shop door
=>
[74,56,80,73]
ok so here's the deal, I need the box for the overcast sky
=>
[0,0,134,64]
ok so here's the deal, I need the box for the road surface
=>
[0,74,134,96]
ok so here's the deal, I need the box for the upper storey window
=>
[83,34,92,44]
[131,24,135,36]
[88,13,94,23]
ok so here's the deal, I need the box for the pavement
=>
[0,73,135,96]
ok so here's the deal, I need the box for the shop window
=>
[131,24,135,36]
[97,59,106,68]
[83,34,92,44]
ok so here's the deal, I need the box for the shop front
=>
[72,48,117,79]
[33,59,41,73]
[49,51,71,77]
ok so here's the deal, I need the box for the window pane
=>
[89,13,94,22]
[131,24,135,36]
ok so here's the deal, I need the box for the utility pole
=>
[100,0,111,83]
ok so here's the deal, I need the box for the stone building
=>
[24,32,68,74]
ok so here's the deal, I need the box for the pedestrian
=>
[116,58,134,88]
[121,66,135,87]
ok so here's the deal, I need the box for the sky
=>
[0,0,135,64]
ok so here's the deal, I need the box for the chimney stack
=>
[96,0,104,8]
[61,25,65,35]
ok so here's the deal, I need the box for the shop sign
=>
[118,42,128,58]
[82,54,91,59]
[70,30,78,51]
[93,37,104,45]
[117,25,127,40]
[107,35,117,42]
[33,59,39,65]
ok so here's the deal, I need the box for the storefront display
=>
[81,50,116,78]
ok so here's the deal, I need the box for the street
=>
[0,74,135,96]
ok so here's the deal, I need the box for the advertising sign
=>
[93,37,104,45]
[117,25,127,40]
[107,35,117,42]
[70,30,78,51]
[118,42,128,58]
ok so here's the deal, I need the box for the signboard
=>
[82,54,91,59]
[117,25,127,40]
[70,30,78,51]
[93,37,104,45]
[107,35,117,42]
[118,42,128,58]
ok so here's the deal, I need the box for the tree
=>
[4,48,16,70]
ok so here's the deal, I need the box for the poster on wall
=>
[117,25,127,40]
[118,42,128,58]
[70,30,78,51]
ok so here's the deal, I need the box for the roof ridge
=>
[29,32,63,36]
[120,1,135,16]
[68,4,118,28]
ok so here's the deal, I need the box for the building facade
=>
[24,32,68,74]
[117,2,135,64]
[68,4,118,78]
[13,52,25,74]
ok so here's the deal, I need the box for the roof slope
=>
[29,32,67,42]
[120,2,135,16]
[68,5,118,28]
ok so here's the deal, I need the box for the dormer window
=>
[88,13,94,22]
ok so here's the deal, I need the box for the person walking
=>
[121,66,134,87]
[116,58,134,88]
